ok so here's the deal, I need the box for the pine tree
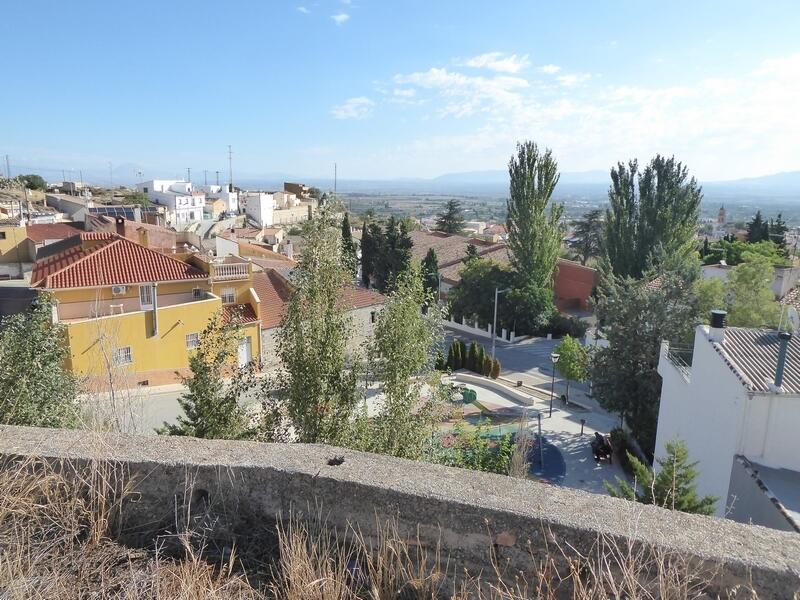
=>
[476,345,486,375]
[701,237,710,258]
[360,221,374,287]
[158,313,252,439]
[341,213,358,278]
[452,341,463,370]
[435,199,465,234]
[606,439,717,515]
[506,140,564,290]
[769,213,788,249]
[746,210,769,243]
[569,209,604,265]
[374,216,412,292]
[421,248,440,298]
[463,243,480,264]
[468,342,479,373]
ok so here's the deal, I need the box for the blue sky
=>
[2,0,799,183]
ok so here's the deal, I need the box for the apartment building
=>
[31,232,262,387]
[135,180,205,225]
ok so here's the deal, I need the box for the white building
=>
[199,184,239,214]
[243,192,275,227]
[701,263,800,300]
[135,180,205,225]
[656,312,800,532]
[272,190,299,209]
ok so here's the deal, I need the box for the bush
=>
[482,355,492,376]
[468,342,479,373]
[610,427,635,476]
[490,358,501,379]
[452,341,462,370]
[542,314,588,339]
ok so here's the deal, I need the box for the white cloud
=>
[297,6,309,13]
[538,64,561,74]
[385,52,800,179]
[393,88,416,97]
[331,96,374,119]
[462,52,530,74]
[331,12,350,25]
[556,73,591,87]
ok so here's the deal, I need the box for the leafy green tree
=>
[694,277,726,322]
[746,210,769,243]
[435,199,465,234]
[506,141,564,290]
[275,208,361,444]
[554,335,588,402]
[355,268,444,459]
[701,239,788,267]
[308,186,322,200]
[447,259,511,324]
[125,191,151,207]
[606,439,717,515]
[19,173,46,191]
[0,293,79,428]
[726,253,780,327]
[158,313,252,439]
[340,212,358,277]
[504,283,557,335]
[569,209,604,265]
[421,248,440,298]
[591,258,700,455]
[604,155,702,279]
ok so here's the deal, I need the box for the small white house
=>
[199,184,239,214]
[656,312,800,532]
[136,180,205,225]
[243,192,275,227]
[272,190,299,209]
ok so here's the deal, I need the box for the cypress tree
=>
[341,213,358,278]
[468,342,479,373]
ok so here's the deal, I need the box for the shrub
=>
[490,358,501,379]
[452,341,462,370]
[475,344,486,374]
[609,427,634,475]
[543,314,588,338]
[482,355,492,376]
[467,342,479,373]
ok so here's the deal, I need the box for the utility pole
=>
[108,162,113,189]
[79,170,83,191]
[334,162,337,198]
[228,145,233,192]
[186,167,191,183]
[215,170,220,186]
[62,169,66,183]
[5,155,11,180]
[203,170,208,186]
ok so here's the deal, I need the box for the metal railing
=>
[666,345,693,381]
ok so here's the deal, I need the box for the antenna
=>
[228,145,233,192]
[4,155,10,179]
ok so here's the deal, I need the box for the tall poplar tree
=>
[506,141,564,289]
[604,155,702,279]
[340,212,358,278]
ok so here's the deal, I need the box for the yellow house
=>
[0,218,31,278]
[31,232,262,388]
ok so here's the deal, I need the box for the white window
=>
[221,288,235,304]
[192,287,203,300]
[113,347,133,365]
[139,284,154,309]
[186,333,200,350]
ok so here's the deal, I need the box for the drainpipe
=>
[151,282,158,337]
[774,331,792,389]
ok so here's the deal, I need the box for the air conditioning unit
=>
[111,285,128,295]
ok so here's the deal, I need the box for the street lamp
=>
[549,352,560,417]
[491,287,511,361]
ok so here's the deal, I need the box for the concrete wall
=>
[0,425,798,597]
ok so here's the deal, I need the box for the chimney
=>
[115,216,125,237]
[774,331,792,389]
[709,310,727,343]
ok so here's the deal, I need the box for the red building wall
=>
[554,259,598,312]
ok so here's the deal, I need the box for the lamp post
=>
[491,287,511,361]
[549,352,560,417]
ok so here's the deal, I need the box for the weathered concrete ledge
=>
[0,425,798,596]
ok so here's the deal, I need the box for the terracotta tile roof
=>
[221,303,259,326]
[711,327,800,394]
[340,286,386,310]
[252,269,294,329]
[32,235,206,289]
[26,222,83,243]
[409,230,504,267]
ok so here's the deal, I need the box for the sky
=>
[2,0,800,183]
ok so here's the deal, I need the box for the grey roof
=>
[713,327,800,394]
[746,459,800,531]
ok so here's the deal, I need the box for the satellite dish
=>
[788,306,800,333]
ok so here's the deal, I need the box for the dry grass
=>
[0,455,772,599]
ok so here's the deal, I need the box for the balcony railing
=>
[666,345,693,381]
[210,262,250,281]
